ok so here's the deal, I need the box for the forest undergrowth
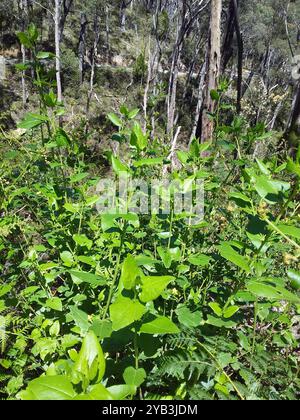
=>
[0,24,300,401]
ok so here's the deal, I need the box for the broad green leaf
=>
[256,159,270,175]
[110,297,146,331]
[16,32,32,48]
[223,306,239,319]
[188,254,211,267]
[130,123,147,150]
[91,319,112,339]
[287,159,300,177]
[135,255,159,266]
[60,250,74,267]
[107,113,122,127]
[69,306,89,333]
[77,256,96,267]
[229,192,252,204]
[45,297,62,312]
[28,23,38,42]
[237,331,251,351]
[31,337,57,360]
[101,214,118,232]
[287,270,300,290]
[139,316,179,335]
[209,302,223,317]
[206,315,236,329]
[177,151,190,164]
[123,367,146,387]
[75,384,113,400]
[121,213,140,227]
[64,202,80,213]
[133,157,165,167]
[73,234,92,249]
[69,270,106,286]
[0,284,13,298]
[55,129,70,147]
[120,105,129,116]
[120,255,139,290]
[247,281,300,303]
[128,108,140,119]
[217,243,250,273]
[276,224,300,240]
[36,51,55,59]
[20,376,76,400]
[72,330,106,384]
[18,113,49,130]
[175,306,202,327]
[253,175,278,199]
[106,385,136,400]
[210,89,220,101]
[111,155,129,175]
[140,276,174,302]
[157,247,172,268]
[189,138,200,158]
[49,320,60,337]
[15,63,29,71]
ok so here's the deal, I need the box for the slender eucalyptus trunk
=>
[54,0,63,103]
[232,0,243,114]
[21,0,28,109]
[86,14,100,131]
[285,82,300,155]
[190,53,208,143]
[120,0,133,32]
[166,7,185,135]
[201,0,222,141]
[105,3,111,63]
[78,13,88,85]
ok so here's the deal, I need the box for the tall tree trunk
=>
[201,0,222,141]
[221,0,235,73]
[54,0,63,103]
[105,3,111,63]
[232,0,243,114]
[190,52,208,143]
[285,82,300,155]
[86,13,100,131]
[120,0,133,32]
[60,0,73,42]
[166,40,182,134]
[166,2,187,135]
[21,0,28,109]
[78,13,88,85]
